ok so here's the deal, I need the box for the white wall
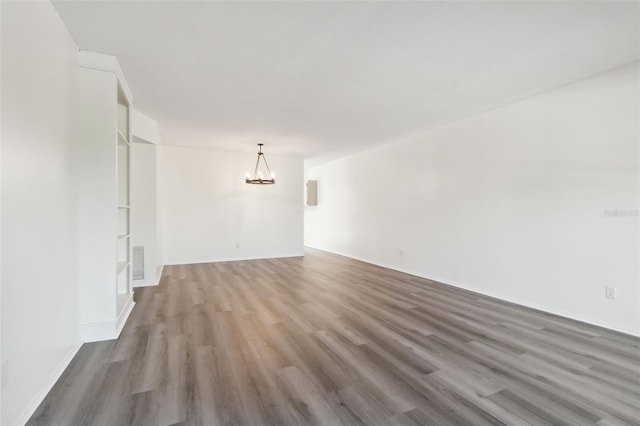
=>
[1,2,81,424]
[160,146,304,265]
[0,2,3,419]
[156,147,164,277]
[306,63,640,336]
[131,108,162,287]
[132,142,158,286]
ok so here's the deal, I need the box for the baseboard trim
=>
[156,265,164,285]
[115,294,135,337]
[305,245,640,338]
[79,320,118,342]
[80,294,135,343]
[164,253,305,266]
[132,281,154,288]
[132,265,164,288]
[13,341,82,426]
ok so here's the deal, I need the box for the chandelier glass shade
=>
[245,143,275,185]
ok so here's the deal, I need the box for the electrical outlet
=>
[236,242,240,249]
[1,360,8,388]
[399,249,404,257]
[605,286,617,300]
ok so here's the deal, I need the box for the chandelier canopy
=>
[245,143,275,185]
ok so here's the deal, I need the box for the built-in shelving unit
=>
[116,84,132,308]
[76,50,135,343]
[117,130,130,146]
[116,261,130,274]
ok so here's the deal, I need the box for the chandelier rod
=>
[252,150,261,177]
[251,143,273,179]
[261,153,273,177]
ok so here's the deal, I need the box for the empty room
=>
[1,0,639,425]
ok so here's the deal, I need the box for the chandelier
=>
[245,143,275,185]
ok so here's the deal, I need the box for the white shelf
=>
[117,233,130,240]
[117,261,130,274]
[117,130,130,146]
[118,205,130,209]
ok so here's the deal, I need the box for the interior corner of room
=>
[1,1,639,425]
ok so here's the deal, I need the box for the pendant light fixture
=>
[245,143,275,185]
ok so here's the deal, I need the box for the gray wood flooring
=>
[28,248,640,425]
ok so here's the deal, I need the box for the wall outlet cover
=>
[605,286,617,300]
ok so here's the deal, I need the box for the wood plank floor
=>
[28,248,640,425]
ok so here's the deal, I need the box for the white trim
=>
[13,341,82,426]
[78,50,133,104]
[164,253,305,267]
[305,245,640,338]
[79,320,117,343]
[115,294,135,337]
[77,50,115,72]
[132,265,164,288]
[132,280,156,288]
[156,265,164,286]
[79,295,135,343]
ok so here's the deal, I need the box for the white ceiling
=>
[53,1,639,164]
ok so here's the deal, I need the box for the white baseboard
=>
[156,265,164,285]
[132,280,155,288]
[79,320,117,343]
[132,265,164,288]
[13,341,82,426]
[115,294,135,337]
[164,252,305,266]
[305,245,640,338]
[80,294,135,343]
